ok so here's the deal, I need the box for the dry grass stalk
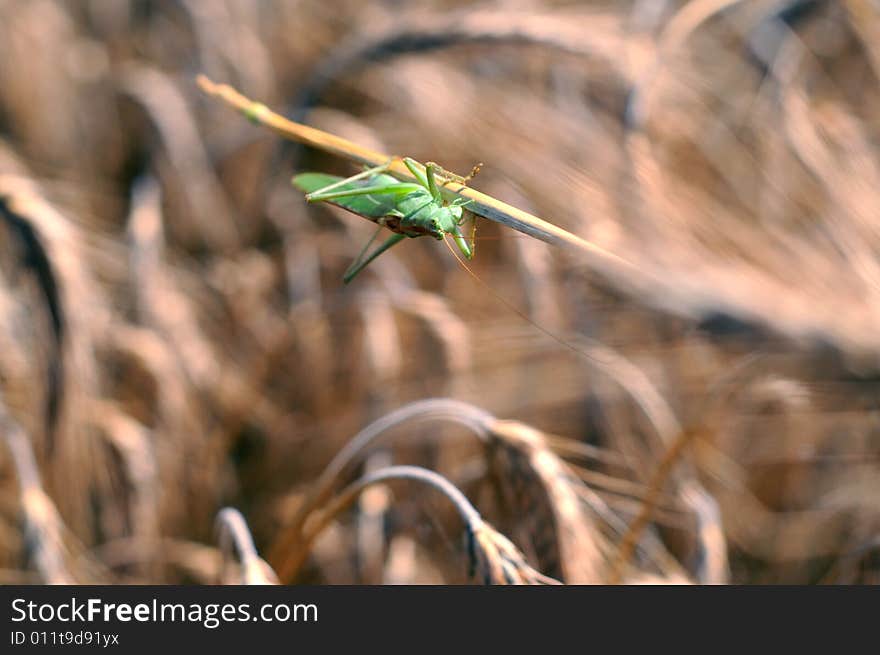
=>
[126,175,220,388]
[215,508,279,585]
[89,400,160,579]
[679,481,729,585]
[0,185,66,449]
[121,66,240,251]
[0,174,107,544]
[290,8,641,121]
[0,393,73,583]
[607,355,768,582]
[607,426,701,584]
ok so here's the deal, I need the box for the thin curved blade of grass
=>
[215,507,279,585]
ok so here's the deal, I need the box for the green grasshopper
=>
[292,158,480,283]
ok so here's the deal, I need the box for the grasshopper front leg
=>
[449,225,474,260]
[449,197,476,260]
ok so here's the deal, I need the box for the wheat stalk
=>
[488,420,608,583]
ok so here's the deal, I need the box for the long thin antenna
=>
[442,236,604,364]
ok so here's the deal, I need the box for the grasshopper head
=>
[433,206,462,238]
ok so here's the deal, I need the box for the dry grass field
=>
[1,0,879,584]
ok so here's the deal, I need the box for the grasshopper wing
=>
[293,172,405,220]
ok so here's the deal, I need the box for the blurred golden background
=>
[1,0,879,584]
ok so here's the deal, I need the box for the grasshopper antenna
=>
[442,236,604,364]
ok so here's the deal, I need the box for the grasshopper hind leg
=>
[343,228,406,284]
[344,193,441,283]
[305,159,395,201]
